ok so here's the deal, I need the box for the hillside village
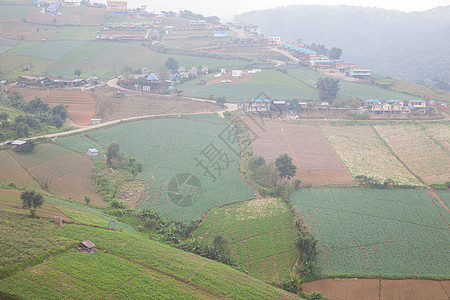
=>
[0,1,449,299]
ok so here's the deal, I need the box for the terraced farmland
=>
[8,86,96,125]
[320,124,421,186]
[0,225,295,299]
[193,198,298,284]
[374,122,450,184]
[291,188,450,277]
[56,115,255,221]
[0,144,103,206]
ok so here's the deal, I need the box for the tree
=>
[165,57,179,74]
[316,77,339,104]
[275,154,297,179]
[107,142,122,168]
[309,291,323,300]
[328,47,343,60]
[213,235,229,254]
[21,190,44,217]
[74,69,82,78]
[215,96,226,107]
[144,219,158,238]
[52,104,69,121]
[84,195,91,205]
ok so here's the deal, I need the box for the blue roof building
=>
[146,73,159,81]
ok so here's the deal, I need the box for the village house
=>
[272,100,286,113]
[317,102,330,111]
[86,148,99,156]
[11,140,27,148]
[232,70,243,78]
[246,98,272,113]
[347,68,371,78]
[268,36,281,45]
[106,0,127,12]
[407,99,427,108]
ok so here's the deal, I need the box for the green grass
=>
[0,40,35,56]
[46,26,101,41]
[159,53,249,70]
[0,5,30,20]
[56,115,255,222]
[14,40,87,61]
[0,38,18,54]
[288,66,416,101]
[192,197,298,284]
[0,211,72,273]
[0,56,52,80]
[0,224,295,299]
[291,188,450,277]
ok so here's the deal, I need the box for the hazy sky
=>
[122,0,449,20]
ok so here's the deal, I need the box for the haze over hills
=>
[235,5,450,85]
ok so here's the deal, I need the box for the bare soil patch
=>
[303,278,450,300]
[7,85,96,125]
[243,117,354,185]
[117,179,147,209]
[80,7,104,26]
[93,86,222,121]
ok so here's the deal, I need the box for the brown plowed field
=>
[242,116,354,185]
[303,278,450,300]
[3,144,105,207]
[8,86,96,125]
[80,7,105,26]
[93,86,222,121]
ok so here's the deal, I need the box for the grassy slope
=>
[288,67,417,101]
[0,222,298,299]
[291,188,450,277]
[192,198,299,284]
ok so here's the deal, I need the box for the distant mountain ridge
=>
[235,5,450,84]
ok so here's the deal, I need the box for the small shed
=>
[78,240,96,253]
[11,140,27,148]
[86,148,99,156]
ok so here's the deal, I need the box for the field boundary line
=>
[105,250,226,299]
[370,125,426,185]
[5,150,43,191]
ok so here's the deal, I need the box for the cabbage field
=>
[56,114,254,222]
[291,188,450,277]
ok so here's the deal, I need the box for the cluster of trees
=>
[316,77,339,104]
[248,154,297,188]
[0,91,68,140]
[178,10,220,24]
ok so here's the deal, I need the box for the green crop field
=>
[0,211,72,273]
[13,40,87,61]
[0,224,294,299]
[180,69,318,102]
[291,188,450,277]
[0,38,18,54]
[159,53,249,70]
[288,67,416,101]
[46,26,101,41]
[192,198,299,284]
[56,115,255,222]
[0,5,30,20]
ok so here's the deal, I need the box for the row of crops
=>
[192,198,298,283]
[56,115,254,221]
[291,188,450,277]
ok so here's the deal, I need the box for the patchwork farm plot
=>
[8,86,96,125]
[3,143,104,206]
[291,188,450,277]
[56,115,255,221]
[287,66,416,101]
[0,225,291,299]
[93,86,222,122]
[181,69,318,102]
[242,117,354,185]
[320,124,421,185]
[374,122,450,184]
[193,198,298,284]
